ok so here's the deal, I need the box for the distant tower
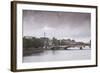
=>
[89,40,91,48]
[44,32,46,38]
[43,32,46,49]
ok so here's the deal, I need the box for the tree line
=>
[23,36,73,49]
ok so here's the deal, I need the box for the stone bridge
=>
[47,43,90,50]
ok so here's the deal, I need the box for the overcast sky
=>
[22,10,91,42]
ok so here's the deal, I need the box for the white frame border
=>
[16,3,97,70]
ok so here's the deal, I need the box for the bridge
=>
[45,43,90,50]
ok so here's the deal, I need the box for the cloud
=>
[23,10,91,42]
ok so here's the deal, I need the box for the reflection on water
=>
[23,49,91,63]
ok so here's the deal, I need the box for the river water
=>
[23,48,91,63]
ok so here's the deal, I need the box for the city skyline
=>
[23,10,91,42]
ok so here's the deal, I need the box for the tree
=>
[32,38,44,48]
[52,37,59,46]
[23,37,33,48]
